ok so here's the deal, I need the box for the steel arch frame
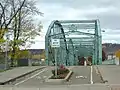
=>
[45,20,102,66]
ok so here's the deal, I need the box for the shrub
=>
[52,67,69,76]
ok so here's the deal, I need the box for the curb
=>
[65,71,73,81]
[93,66,108,83]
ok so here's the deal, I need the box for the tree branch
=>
[0,3,4,29]
[16,9,21,40]
[0,0,10,29]
[5,0,26,29]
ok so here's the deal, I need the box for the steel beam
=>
[59,20,96,23]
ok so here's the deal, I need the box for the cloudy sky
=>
[30,0,120,49]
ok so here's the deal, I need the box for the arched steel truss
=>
[45,20,102,66]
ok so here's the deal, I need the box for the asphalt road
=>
[96,65,120,84]
[68,66,91,84]
[67,66,103,85]
[14,66,53,87]
[13,66,103,87]
[0,66,45,84]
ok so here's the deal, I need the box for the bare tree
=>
[11,0,43,67]
[0,0,26,34]
[0,0,43,66]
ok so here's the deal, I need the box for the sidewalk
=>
[0,84,111,90]
[0,66,45,84]
[96,65,120,84]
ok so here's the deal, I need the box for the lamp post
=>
[5,33,11,70]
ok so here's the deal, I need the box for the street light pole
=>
[5,36,8,70]
[5,33,10,70]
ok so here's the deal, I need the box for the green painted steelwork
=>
[45,20,102,66]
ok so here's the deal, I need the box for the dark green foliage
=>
[50,73,68,79]
[50,65,70,79]
[51,68,69,76]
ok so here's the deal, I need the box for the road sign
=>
[51,39,60,77]
[51,39,60,47]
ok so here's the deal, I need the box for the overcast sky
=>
[30,0,120,49]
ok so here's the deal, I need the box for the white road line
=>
[15,68,48,85]
[90,66,93,84]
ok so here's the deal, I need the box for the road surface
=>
[0,66,45,84]
[68,66,103,85]
[96,65,120,84]
[12,66,103,87]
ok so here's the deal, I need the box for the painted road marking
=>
[90,66,93,84]
[76,76,87,79]
[15,68,48,85]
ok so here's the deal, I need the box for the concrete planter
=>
[45,70,73,83]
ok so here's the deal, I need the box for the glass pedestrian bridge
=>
[45,20,102,66]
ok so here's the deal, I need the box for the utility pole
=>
[5,40,8,70]
[5,34,9,70]
[5,33,11,70]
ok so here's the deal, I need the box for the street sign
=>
[51,39,60,47]
[51,39,60,77]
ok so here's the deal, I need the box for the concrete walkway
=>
[0,84,114,90]
[0,66,45,84]
[96,65,120,84]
